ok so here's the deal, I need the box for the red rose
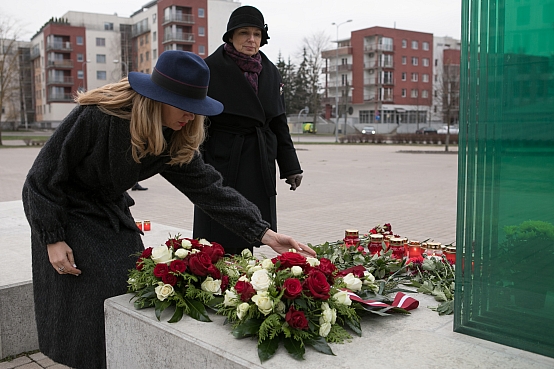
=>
[140,247,153,258]
[221,275,229,292]
[285,306,309,330]
[337,265,366,278]
[169,259,187,274]
[188,253,213,277]
[162,273,178,286]
[303,270,330,300]
[165,238,183,250]
[202,243,225,263]
[153,263,169,277]
[276,252,307,270]
[282,278,302,299]
[187,238,201,249]
[234,280,256,301]
[136,257,145,270]
[317,258,337,277]
[208,265,221,279]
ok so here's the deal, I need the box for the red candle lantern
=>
[389,237,407,259]
[143,220,151,232]
[343,229,360,247]
[444,246,456,263]
[368,234,384,255]
[408,240,423,258]
[135,221,143,231]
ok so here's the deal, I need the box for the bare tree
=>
[299,31,331,131]
[0,17,25,145]
[434,53,460,152]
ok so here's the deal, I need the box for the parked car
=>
[415,127,438,135]
[437,125,459,134]
[361,126,376,135]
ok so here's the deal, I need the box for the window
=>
[96,54,106,63]
[76,36,83,45]
[153,49,158,59]
[411,40,418,49]
[423,58,429,67]
[199,27,205,37]
[199,45,205,55]
[140,54,144,63]
[412,57,418,66]
[145,51,150,61]
[198,8,205,18]
[402,56,407,65]
[411,73,418,82]
[401,88,407,97]
[402,39,407,48]
[153,31,157,41]
[96,38,106,47]
[97,71,107,80]
[422,90,429,98]
[411,89,418,98]
[422,74,429,82]
[76,53,84,62]
[401,72,407,81]
[423,41,429,50]
[435,59,438,66]
[145,34,150,44]
[153,14,157,23]
[104,22,114,31]
[77,70,84,79]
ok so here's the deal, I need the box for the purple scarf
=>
[224,43,263,94]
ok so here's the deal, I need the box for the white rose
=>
[333,290,352,306]
[181,239,192,249]
[250,269,271,291]
[319,322,332,337]
[174,248,190,259]
[151,246,173,264]
[225,266,239,278]
[201,277,222,295]
[190,248,200,254]
[248,260,257,266]
[291,266,303,276]
[238,275,249,282]
[237,302,250,320]
[248,265,262,274]
[330,308,337,324]
[154,282,174,301]
[306,257,320,267]
[251,291,273,315]
[261,258,274,270]
[241,249,253,258]
[320,302,333,324]
[343,273,363,291]
[363,271,376,283]
[223,289,239,307]
[199,238,212,246]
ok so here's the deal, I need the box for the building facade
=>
[28,0,238,127]
[431,36,461,123]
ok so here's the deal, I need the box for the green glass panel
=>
[455,0,554,358]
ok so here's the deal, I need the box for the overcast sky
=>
[2,0,462,62]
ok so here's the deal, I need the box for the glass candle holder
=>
[369,234,384,255]
[389,237,407,259]
[343,229,360,247]
[444,246,456,263]
[143,220,151,231]
[135,221,142,231]
[408,240,422,258]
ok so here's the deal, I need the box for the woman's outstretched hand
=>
[261,229,316,257]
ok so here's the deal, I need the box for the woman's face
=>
[161,104,195,131]
[230,27,262,56]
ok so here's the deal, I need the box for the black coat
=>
[22,105,269,369]
[193,45,302,254]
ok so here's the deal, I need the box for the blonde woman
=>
[22,51,314,369]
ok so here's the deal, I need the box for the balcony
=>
[326,80,354,88]
[163,32,195,44]
[163,14,194,25]
[322,64,352,74]
[47,93,74,102]
[46,76,74,86]
[132,23,150,37]
[363,44,394,52]
[46,60,73,69]
[46,41,72,52]
[364,61,394,69]
[321,46,352,59]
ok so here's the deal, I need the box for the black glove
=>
[285,174,303,191]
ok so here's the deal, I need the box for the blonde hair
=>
[75,78,205,166]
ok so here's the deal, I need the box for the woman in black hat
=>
[194,5,304,255]
[22,50,314,369]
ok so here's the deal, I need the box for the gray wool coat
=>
[22,105,270,369]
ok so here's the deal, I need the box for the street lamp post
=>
[332,19,352,143]
[81,60,90,91]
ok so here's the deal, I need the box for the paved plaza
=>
[1,138,553,368]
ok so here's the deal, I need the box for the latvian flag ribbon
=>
[346,291,419,313]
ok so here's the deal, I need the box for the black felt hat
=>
[222,5,269,46]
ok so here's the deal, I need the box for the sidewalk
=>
[2,143,552,368]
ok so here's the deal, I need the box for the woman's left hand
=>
[285,174,303,191]
[261,229,316,257]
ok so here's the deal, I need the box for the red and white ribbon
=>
[345,291,419,311]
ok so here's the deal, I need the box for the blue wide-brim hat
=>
[128,50,223,116]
